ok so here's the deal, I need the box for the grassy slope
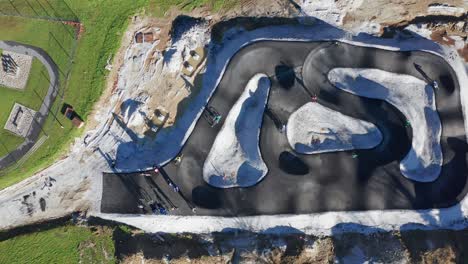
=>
[67,0,237,116]
[0,225,115,264]
[148,0,238,16]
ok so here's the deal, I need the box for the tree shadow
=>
[113,228,211,261]
[413,137,468,209]
[216,225,307,263]
[264,107,285,131]
[398,215,468,263]
[192,185,222,209]
[278,151,309,175]
[111,112,142,167]
[439,74,455,94]
[275,64,295,89]
[331,223,406,262]
[114,224,310,263]
[211,17,300,43]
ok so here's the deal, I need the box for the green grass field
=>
[0,0,78,21]
[0,15,76,188]
[147,0,239,16]
[0,58,50,157]
[0,225,115,264]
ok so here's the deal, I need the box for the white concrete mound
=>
[287,102,382,154]
[328,68,442,182]
[203,74,270,188]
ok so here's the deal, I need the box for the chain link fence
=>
[0,0,78,22]
[0,0,79,172]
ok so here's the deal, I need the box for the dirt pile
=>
[222,0,467,61]
[428,21,467,61]
[323,0,467,62]
[207,0,467,61]
[341,0,465,29]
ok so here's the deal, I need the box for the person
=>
[311,95,318,102]
[405,120,411,127]
[213,114,222,126]
[280,124,286,133]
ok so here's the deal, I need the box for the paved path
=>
[101,41,468,216]
[0,41,59,169]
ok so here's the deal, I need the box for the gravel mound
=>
[203,74,270,188]
[287,102,382,154]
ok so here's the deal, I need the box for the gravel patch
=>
[0,51,32,90]
[287,102,382,154]
[3,103,36,138]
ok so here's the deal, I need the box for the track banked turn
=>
[327,68,442,182]
[103,40,468,216]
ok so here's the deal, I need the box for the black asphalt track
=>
[101,40,468,216]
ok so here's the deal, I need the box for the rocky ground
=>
[113,225,468,263]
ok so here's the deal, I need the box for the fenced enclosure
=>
[0,0,78,21]
[0,0,80,172]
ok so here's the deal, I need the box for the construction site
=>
[0,0,467,263]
